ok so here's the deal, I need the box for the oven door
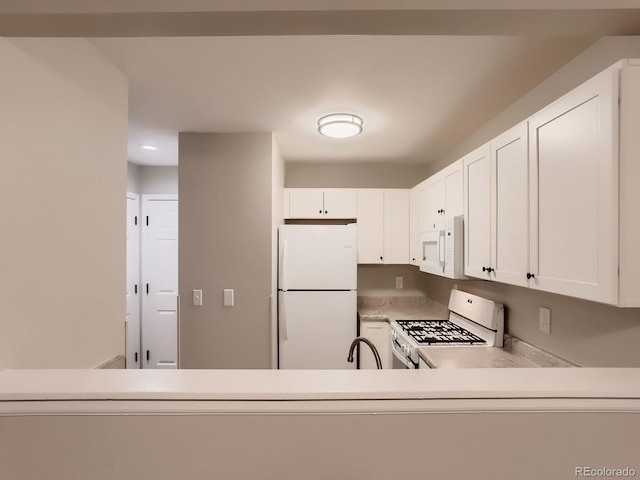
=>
[390,336,417,369]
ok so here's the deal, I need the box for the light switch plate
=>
[395,277,404,289]
[223,289,234,307]
[192,289,203,306]
[539,307,551,334]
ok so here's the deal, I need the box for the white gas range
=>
[389,290,504,369]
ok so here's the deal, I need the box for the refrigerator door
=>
[279,290,357,369]
[279,224,357,290]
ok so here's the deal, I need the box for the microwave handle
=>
[438,230,446,270]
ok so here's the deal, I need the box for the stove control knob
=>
[402,344,410,355]
[390,330,396,341]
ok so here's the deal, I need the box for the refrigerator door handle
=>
[280,299,288,341]
[281,239,289,291]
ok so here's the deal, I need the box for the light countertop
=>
[358,294,576,369]
[0,368,639,403]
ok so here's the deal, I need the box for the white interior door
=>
[142,194,179,369]
[126,193,141,369]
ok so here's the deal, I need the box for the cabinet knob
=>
[527,272,535,280]
[482,266,487,272]
[483,266,494,273]
[318,209,322,213]
[380,256,383,261]
[324,210,328,214]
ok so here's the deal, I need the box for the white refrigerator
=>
[278,224,357,369]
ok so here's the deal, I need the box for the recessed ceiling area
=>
[90,35,595,166]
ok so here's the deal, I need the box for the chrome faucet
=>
[347,336,383,369]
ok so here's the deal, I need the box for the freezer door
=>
[279,224,357,290]
[279,291,357,369]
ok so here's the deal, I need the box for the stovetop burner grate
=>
[396,319,486,345]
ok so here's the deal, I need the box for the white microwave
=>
[420,215,465,279]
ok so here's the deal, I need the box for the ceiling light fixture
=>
[140,144,158,151]
[317,113,363,139]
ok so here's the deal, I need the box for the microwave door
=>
[420,231,443,275]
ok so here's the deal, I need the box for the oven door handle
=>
[390,338,415,369]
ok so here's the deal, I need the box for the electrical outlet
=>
[395,276,403,289]
[539,307,551,334]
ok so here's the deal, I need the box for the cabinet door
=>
[491,122,529,287]
[529,67,618,304]
[383,189,410,264]
[443,159,463,217]
[356,190,384,264]
[288,189,324,218]
[323,189,357,218]
[425,176,445,227]
[463,144,492,279]
[359,320,391,369]
[409,184,422,266]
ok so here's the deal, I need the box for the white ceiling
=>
[91,35,594,166]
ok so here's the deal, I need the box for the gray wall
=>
[139,166,179,194]
[424,35,640,177]
[127,162,141,193]
[0,38,127,369]
[286,161,432,188]
[178,133,275,368]
[127,163,178,194]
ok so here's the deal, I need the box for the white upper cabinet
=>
[323,189,358,218]
[409,181,426,266]
[356,190,384,264]
[357,189,409,264]
[463,144,491,279]
[491,122,530,287]
[285,188,356,219]
[424,160,463,229]
[383,189,410,264]
[528,66,618,305]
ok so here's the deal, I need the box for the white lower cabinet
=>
[357,189,409,264]
[358,319,392,369]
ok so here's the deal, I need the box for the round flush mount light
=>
[140,144,158,151]
[317,113,363,139]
